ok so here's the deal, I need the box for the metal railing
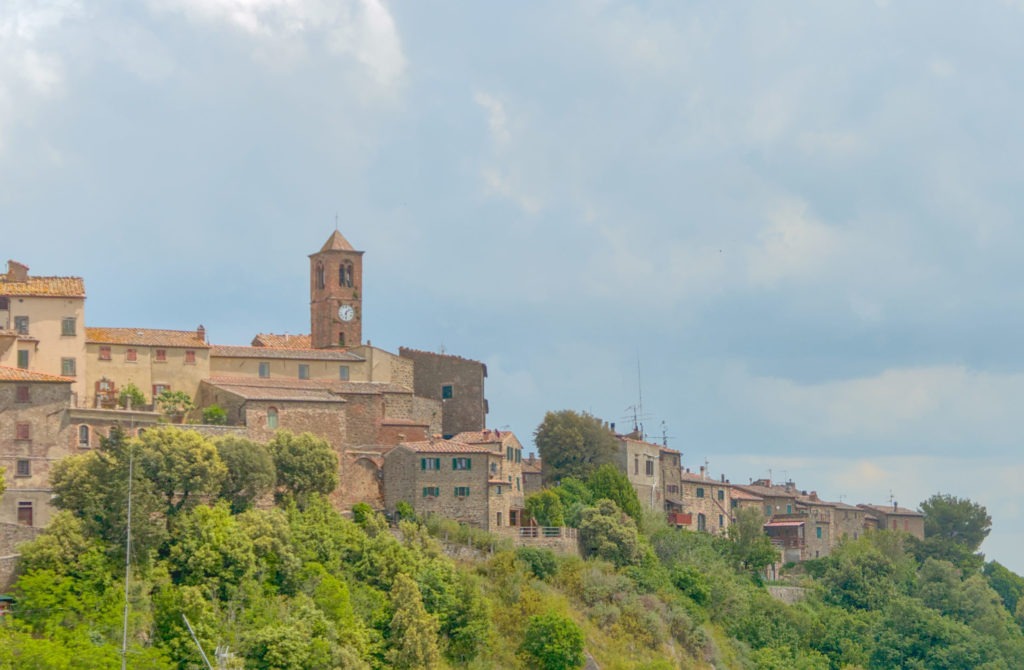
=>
[516,526,577,540]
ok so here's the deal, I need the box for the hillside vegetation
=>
[2,428,1024,669]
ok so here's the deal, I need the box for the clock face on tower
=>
[338,305,355,322]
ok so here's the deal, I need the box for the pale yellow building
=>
[616,435,663,511]
[0,261,87,403]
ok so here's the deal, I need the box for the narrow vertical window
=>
[259,362,270,378]
[126,348,137,362]
[16,459,30,477]
[15,385,30,403]
[441,384,453,399]
[17,502,33,526]
[298,364,310,380]
[184,350,196,364]
[17,350,29,369]
[99,346,112,361]
[78,425,90,447]
[338,331,345,347]
[316,262,325,289]
[155,349,167,362]
[339,365,349,381]
[14,316,29,334]
[61,358,76,376]
[267,407,279,429]
[61,317,76,336]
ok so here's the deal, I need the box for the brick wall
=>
[398,348,486,436]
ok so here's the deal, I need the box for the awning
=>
[764,520,805,528]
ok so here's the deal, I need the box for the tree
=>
[166,502,256,600]
[269,431,339,506]
[137,427,226,517]
[387,573,441,669]
[155,390,194,422]
[201,404,227,425]
[118,383,146,410]
[519,611,585,670]
[912,493,991,572]
[578,499,644,567]
[728,506,779,572]
[525,490,566,527]
[586,463,642,523]
[534,410,618,483]
[215,435,275,512]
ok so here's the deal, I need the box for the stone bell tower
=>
[310,230,364,349]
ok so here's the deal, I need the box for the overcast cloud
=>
[4,1,1024,570]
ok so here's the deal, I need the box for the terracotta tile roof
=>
[680,471,719,484]
[729,488,764,501]
[732,483,799,499]
[87,327,209,348]
[397,439,494,454]
[0,275,85,298]
[251,333,313,349]
[205,376,408,395]
[451,429,521,447]
[858,504,923,517]
[211,345,363,361]
[319,230,358,252]
[398,347,485,365]
[201,379,346,403]
[521,457,542,474]
[0,365,75,383]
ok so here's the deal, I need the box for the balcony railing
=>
[517,526,577,540]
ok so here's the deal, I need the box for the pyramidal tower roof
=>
[320,230,356,252]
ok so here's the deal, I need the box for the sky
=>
[4,1,1024,570]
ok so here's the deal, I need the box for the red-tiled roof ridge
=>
[0,365,75,383]
[451,429,519,444]
[0,275,85,297]
[251,333,313,348]
[858,503,923,516]
[319,230,356,252]
[86,327,209,348]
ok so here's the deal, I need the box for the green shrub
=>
[516,547,558,581]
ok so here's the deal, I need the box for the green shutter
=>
[421,458,425,470]
[466,458,471,470]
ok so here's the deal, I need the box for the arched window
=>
[78,425,90,447]
[316,262,325,290]
[267,407,279,429]
[339,264,345,287]
[345,263,354,287]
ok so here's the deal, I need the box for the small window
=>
[155,349,167,362]
[17,501,33,527]
[61,317,76,336]
[421,458,440,471]
[719,514,724,528]
[496,485,503,495]
[61,358,76,376]
[696,487,705,498]
[339,365,349,381]
[16,423,30,440]
[634,456,639,475]
[765,505,772,516]
[422,486,440,497]
[490,461,498,473]
[645,460,654,476]
[99,346,112,361]
[516,477,521,491]
[267,407,278,429]
[0,297,8,310]
[506,446,513,460]
[453,457,471,471]
[496,511,502,527]
[152,384,170,399]
[17,350,29,369]
[441,384,453,400]
[338,332,345,347]
[259,362,270,378]
[16,459,30,477]
[697,513,706,532]
[667,484,679,494]
[786,505,792,514]
[15,385,30,403]
[184,350,196,365]
[14,316,29,334]
[316,262,325,290]
[298,364,310,380]
[126,348,137,362]
[718,489,725,501]
[816,527,823,539]
[78,425,90,447]
[454,486,470,498]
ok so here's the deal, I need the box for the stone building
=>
[660,446,684,520]
[832,501,868,542]
[383,430,525,531]
[0,366,75,528]
[615,435,663,511]
[676,467,732,535]
[521,454,543,496]
[858,504,925,540]
[0,261,87,402]
[398,348,488,438]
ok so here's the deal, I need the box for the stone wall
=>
[0,522,43,590]
[383,446,493,528]
[398,348,487,436]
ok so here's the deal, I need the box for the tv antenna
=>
[659,421,676,448]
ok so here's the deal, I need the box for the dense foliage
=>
[534,410,618,483]
[5,428,1024,669]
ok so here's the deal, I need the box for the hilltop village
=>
[0,231,923,574]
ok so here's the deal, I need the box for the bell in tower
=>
[309,230,364,349]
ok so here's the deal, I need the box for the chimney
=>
[196,324,206,343]
[6,261,29,282]
[528,453,535,464]
[720,474,725,483]
[610,422,615,432]
[893,501,898,511]
[699,465,706,479]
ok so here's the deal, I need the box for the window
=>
[452,457,472,470]
[61,357,76,376]
[126,348,137,362]
[422,486,440,498]
[496,511,503,527]
[441,384,453,399]
[719,514,724,528]
[697,513,706,531]
[267,407,279,429]
[667,484,679,494]
[99,346,112,361]
[17,501,33,527]
[454,486,470,498]
[634,456,639,475]
[718,489,725,501]
[184,350,196,365]
[61,317,76,336]
[338,332,345,347]
[645,460,654,476]
[786,505,792,514]
[0,297,7,310]
[16,423,30,440]
[17,350,29,369]
[152,384,170,399]
[816,527,823,539]
[339,365,349,381]
[14,315,28,334]
[298,364,310,380]
[696,487,705,498]
[496,485,503,495]
[78,425,90,447]
[259,362,270,378]
[339,262,353,288]
[421,458,440,471]
[15,385,29,403]
[490,462,498,474]
[155,349,167,362]
[731,499,738,509]
[516,477,521,491]
[516,449,521,463]
[506,446,513,460]
[316,262,325,290]
[16,459,30,477]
